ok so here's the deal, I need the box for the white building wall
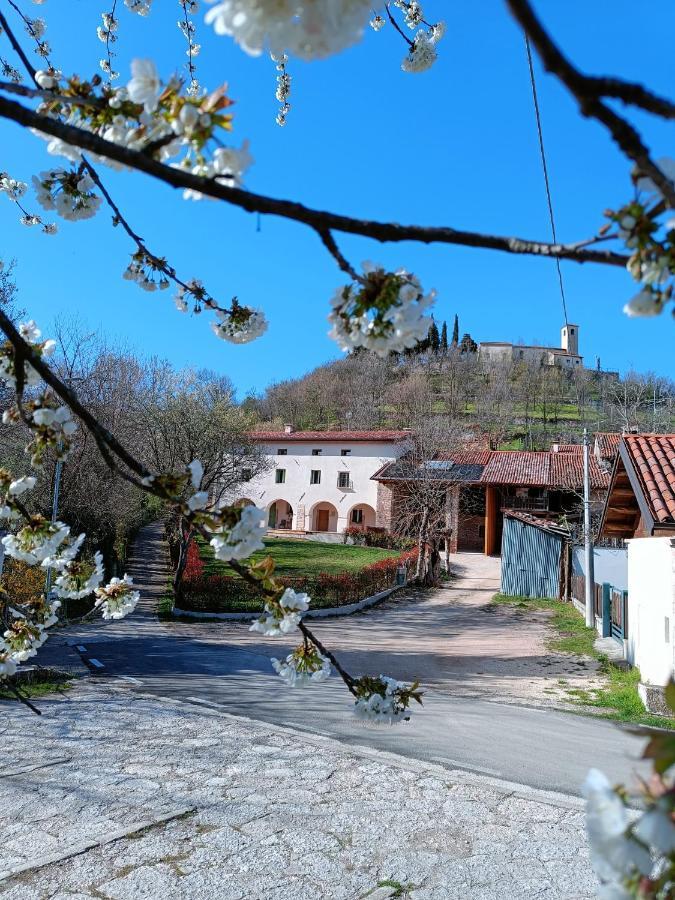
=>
[626,537,675,687]
[236,440,405,533]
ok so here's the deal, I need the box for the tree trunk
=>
[172,518,194,598]
[415,506,430,581]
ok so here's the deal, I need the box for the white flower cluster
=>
[354,675,415,725]
[250,587,310,636]
[54,550,105,600]
[210,504,266,561]
[0,172,57,234]
[125,0,152,14]
[205,0,372,60]
[4,396,78,467]
[94,574,140,620]
[185,458,209,511]
[582,768,675,895]
[0,175,27,201]
[1,615,53,669]
[328,262,435,357]
[271,646,331,686]
[401,22,445,73]
[2,519,70,565]
[33,169,102,221]
[211,305,268,344]
[0,321,55,388]
[122,250,170,292]
[97,10,120,80]
[272,52,291,127]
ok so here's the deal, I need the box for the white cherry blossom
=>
[210,504,266,561]
[127,58,161,112]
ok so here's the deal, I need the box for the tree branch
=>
[505,0,675,207]
[0,94,629,267]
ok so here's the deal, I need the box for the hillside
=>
[245,347,675,450]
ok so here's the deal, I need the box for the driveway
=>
[35,526,643,797]
[159,549,603,707]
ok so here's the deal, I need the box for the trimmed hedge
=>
[179,549,417,613]
[343,526,416,551]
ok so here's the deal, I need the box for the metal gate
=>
[610,588,628,641]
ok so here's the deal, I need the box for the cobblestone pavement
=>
[0,681,598,899]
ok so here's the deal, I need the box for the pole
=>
[44,456,63,597]
[583,428,595,629]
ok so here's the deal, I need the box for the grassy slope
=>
[197,537,399,578]
[492,593,674,729]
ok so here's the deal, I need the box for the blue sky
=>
[1,0,673,398]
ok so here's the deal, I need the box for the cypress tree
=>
[440,321,448,353]
[451,314,459,345]
[428,320,440,354]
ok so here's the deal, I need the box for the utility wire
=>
[524,34,569,327]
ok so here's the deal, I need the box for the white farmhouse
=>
[236,426,409,534]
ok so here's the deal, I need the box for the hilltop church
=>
[478,323,583,370]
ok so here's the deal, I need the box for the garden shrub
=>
[343,526,416,551]
[179,549,417,613]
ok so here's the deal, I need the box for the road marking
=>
[286,722,332,737]
[185,695,219,707]
[88,658,104,669]
[119,676,142,685]
[76,645,87,652]
[430,756,503,777]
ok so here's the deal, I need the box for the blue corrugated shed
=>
[501,512,568,599]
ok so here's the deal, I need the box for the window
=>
[341,449,351,457]
[337,471,352,489]
[277,448,287,456]
[241,468,252,482]
[311,448,322,456]
[275,469,286,484]
[351,508,363,524]
[310,470,321,485]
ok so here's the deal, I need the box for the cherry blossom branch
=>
[505,0,675,207]
[80,157,235,316]
[0,94,629,268]
[317,230,363,283]
[384,4,414,46]
[0,8,35,80]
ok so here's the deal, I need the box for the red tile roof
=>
[623,434,675,524]
[437,450,492,465]
[595,432,621,461]
[251,430,410,443]
[480,452,550,486]
[480,450,609,490]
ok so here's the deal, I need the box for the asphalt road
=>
[70,631,649,797]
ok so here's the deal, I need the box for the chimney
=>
[283,423,294,434]
[551,443,559,453]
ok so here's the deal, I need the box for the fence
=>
[570,573,628,643]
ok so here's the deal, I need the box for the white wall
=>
[626,537,675,687]
[235,440,404,533]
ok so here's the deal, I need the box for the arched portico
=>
[347,503,376,529]
[309,501,338,533]
[267,499,294,529]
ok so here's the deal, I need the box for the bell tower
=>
[561,323,579,357]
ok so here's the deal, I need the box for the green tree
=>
[428,320,440,354]
[459,332,478,354]
[452,314,459,346]
[440,321,448,353]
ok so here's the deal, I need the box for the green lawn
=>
[491,593,675,729]
[197,536,399,578]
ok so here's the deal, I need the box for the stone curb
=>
[116,683,585,814]
[0,806,196,883]
[172,585,402,621]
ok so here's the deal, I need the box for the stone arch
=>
[347,503,376,529]
[267,499,294,529]
[309,501,339,533]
